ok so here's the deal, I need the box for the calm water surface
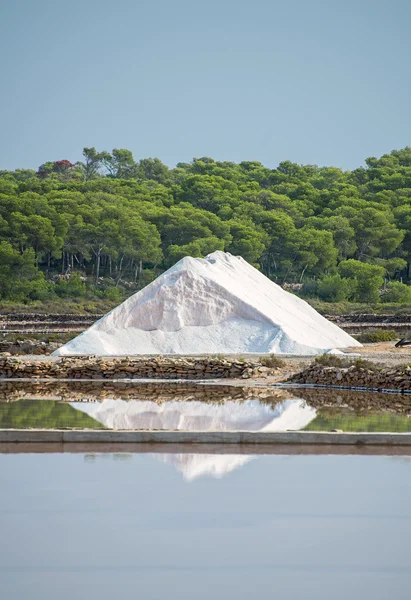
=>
[1,452,411,599]
[1,385,410,432]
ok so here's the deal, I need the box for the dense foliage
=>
[1,146,411,304]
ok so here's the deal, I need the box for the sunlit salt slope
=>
[54,251,361,355]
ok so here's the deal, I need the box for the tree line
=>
[1,146,411,304]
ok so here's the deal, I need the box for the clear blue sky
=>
[1,0,410,171]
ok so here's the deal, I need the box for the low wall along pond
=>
[0,356,274,380]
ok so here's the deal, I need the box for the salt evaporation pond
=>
[54,251,360,355]
[1,381,411,436]
[1,450,411,600]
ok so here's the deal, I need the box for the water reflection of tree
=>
[0,400,105,429]
[304,409,411,432]
[2,380,411,433]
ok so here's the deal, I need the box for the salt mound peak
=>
[54,251,361,355]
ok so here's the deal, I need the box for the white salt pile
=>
[55,251,361,355]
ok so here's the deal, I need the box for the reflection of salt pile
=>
[72,397,317,480]
[55,251,360,356]
[71,398,316,431]
[158,453,255,481]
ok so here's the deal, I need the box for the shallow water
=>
[1,451,410,600]
[0,381,410,432]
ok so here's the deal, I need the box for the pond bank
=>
[289,361,411,391]
[0,355,283,380]
[2,428,411,445]
[2,350,411,391]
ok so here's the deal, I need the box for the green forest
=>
[1,146,411,309]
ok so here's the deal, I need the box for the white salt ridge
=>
[71,398,316,432]
[55,251,361,355]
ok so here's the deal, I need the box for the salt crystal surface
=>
[55,251,361,355]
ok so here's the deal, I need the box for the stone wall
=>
[290,363,411,391]
[0,314,100,323]
[293,386,411,413]
[0,340,60,355]
[0,356,272,380]
[0,380,289,404]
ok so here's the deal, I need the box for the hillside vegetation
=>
[1,147,411,308]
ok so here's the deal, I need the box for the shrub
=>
[0,244,49,302]
[301,280,318,298]
[18,276,51,302]
[55,273,86,298]
[259,355,286,368]
[381,281,411,304]
[356,328,397,343]
[138,269,157,287]
[315,354,344,367]
[102,286,123,302]
[314,354,378,369]
[317,274,352,302]
[338,260,385,303]
[353,358,379,370]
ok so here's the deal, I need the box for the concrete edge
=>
[3,441,411,455]
[2,429,411,445]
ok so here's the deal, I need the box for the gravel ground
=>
[3,343,411,369]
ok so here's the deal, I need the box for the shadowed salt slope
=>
[55,251,360,355]
[71,398,316,431]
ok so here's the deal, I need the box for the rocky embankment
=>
[327,314,411,324]
[0,340,60,355]
[293,387,411,413]
[0,313,99,323]
[290,361,411,391]
[0,379,288,404]
[0,356,276,380]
